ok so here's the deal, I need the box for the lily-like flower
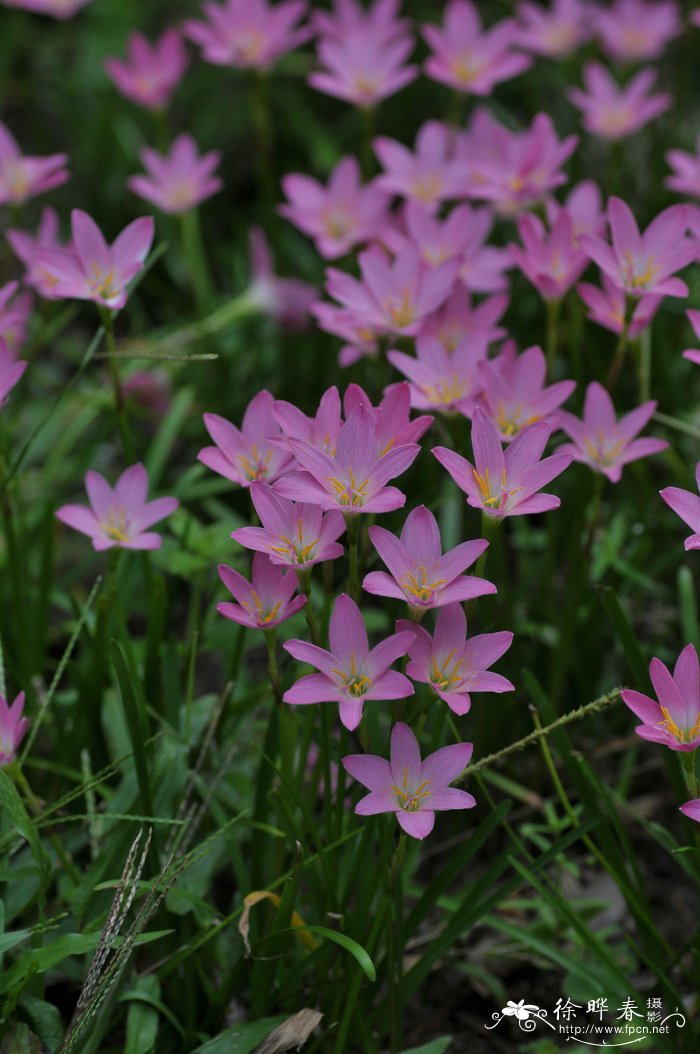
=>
[581,197,694,299]
[385,203,498,281]
[577,273,661,338]
[546,180,606,243]
[7,207,72,299]
[246,228,317,331]
[232,483,346,568]
[373,121,469,210]
[568,64,670,141]
[0,281,32,357]
[55,463,178,551]
[273,386,343,455]
[398,603,513,715]
[0,121,68,205]
[218,552,306,629]
[477,343,575,441]
[0,338,27,406]
[680,799,700,823]
[311,302,381,367]
[284,593,413,730]
[509,209,589,300]
[309,22,417,106]
[622,644,700,752]
[280,156,390,259]
[417,289,508,354]
[128,135,222,215]
[185,0,310,70]
[0,692,28,766]
[35,209,154,311]
[517,0,591,58]
[594,0,681,63]
[364,505,494,613]
[388,333,487,416]
[104,28,188,111]
[422,0,531,96]
[343,721,475,838]
[198,390,293,487]
[660,460,700,550]
[275,404,420,515]
[2,0,92,16]
[558,382,667,483]
[312,0,410,44]
[434,408,572,518]
[325,245,457,337]
[343,381,433,452]
[666,137,700,199]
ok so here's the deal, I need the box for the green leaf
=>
[123,976,161,1054]
[400,1040,452,1054]
[18,995,65,1053]
[192,1017,287,1054]
[268,925,376,981]
[0,772,49,877]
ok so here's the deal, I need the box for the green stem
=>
[359,105,376,178]
[545,297,562,373]
[638,326,652,403]
[266,628,282,706]
[474,511,498,583]
[179,208,214,313]
[346,516,361,602]
[607,312,631,390]
[100,310,134,461]
[250,71,275,222]
[298,568,320,644]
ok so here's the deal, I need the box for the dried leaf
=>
[251,1010,323,1054]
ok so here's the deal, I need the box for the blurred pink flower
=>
[595,0,681,63]
[577,273,661,338]
[0,691,28,766]
[581,197,694,299]
[273,385,343,455]
[509,209,589,299]
[434,408,572,518]
[56,463,178,551]
[517,0,590,58]
[284,594,413,730]
[233,482,346,568]
[7,207,72,299]
[682,309,700,366]
[399,602,513,715]
[666,137,700,199]
[274,404,420,515]
[343,381,433,452]
[280,156,390,259]
[660,459,700,549]
[680,799,700,822]
[122,370,171,415]
[128,134,222,215]
[325,244,457,337]
[218,552,306,629]
[363,504,494,612]
[418,289,509,353]
[1,0,92,18]
[309,23,417,106]
[388,333,487,415]
[0,338,27,406]
[185,0,310,70]
[0,121,68,205]
[311,302,381,367]
[35,210,154,311]
[312,0,410,44]
[374,121,469,210]
[198,390,293,487]
[0,281,32,357]
[247,228,317,329]
[545,180,605,244]
[423,0,530,96]
[343,721,475,838]
[477,343,575,441]
[558,382,667,482]
[568,64,670,141]
[622,644,700,752]
[104,29,188,111]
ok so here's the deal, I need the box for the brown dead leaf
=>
[252,1009,323,1054]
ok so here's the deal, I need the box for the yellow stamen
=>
[401,565,447,604]
[658,706,700,744]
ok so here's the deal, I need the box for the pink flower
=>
[284,593,414,730]
[7,207,72,299]
[343,381,433,452]
[594,0,681,63]
[343,721,475,838]
[0,281,32,357]
[247,228,317,330]
[477,343,575,441]
[128,135,222,215]
[388,333,487,415]
[35,210,154,311]
[581,197,695,299]
[185,0,311,70]
[666,137,700,199]
[363,504,495,613]
[232,483,346,568]
[577,273,661,338]
[325,245,457,337]
[218,552,306,629]
[509,209,589,300]
[1,0,92,18]
[122,370,171,416]
[273,385,343,456]
[568,64,670,141]
[0,691,28,766]
[104,29,188,111]
[622,644,700,752]
[417,289,509,354]
[198,390,293,487]
[373,121,469,210]
[682,309,700,367]
[434,408,572,518]
[311,302,381,367]
[398,603,513,715]
[309,23,417,106]
[384,203,504,285]
[459,109,578,217]
[0,338,27,406]
[545,180,606,244]
[312,0,410,44]
[422,0,531,96]
[0,121,68,205]
[274,404,419,515]
[660,460,700,549]
[280,157,390,259]
[558,382,667,483]
[56,463,178,551]
[516,0,590,58]
[680,799,700,823]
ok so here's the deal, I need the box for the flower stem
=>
[266,628,282,706]
[298,568,320,645]
[179,208,214,313]
[346,515,361,602]
[359,105,375,179]
[637,326,652,403]
[545,297,561,373]
[607,312,631,390]
[100,310,135,461]
[250,71,275,223]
